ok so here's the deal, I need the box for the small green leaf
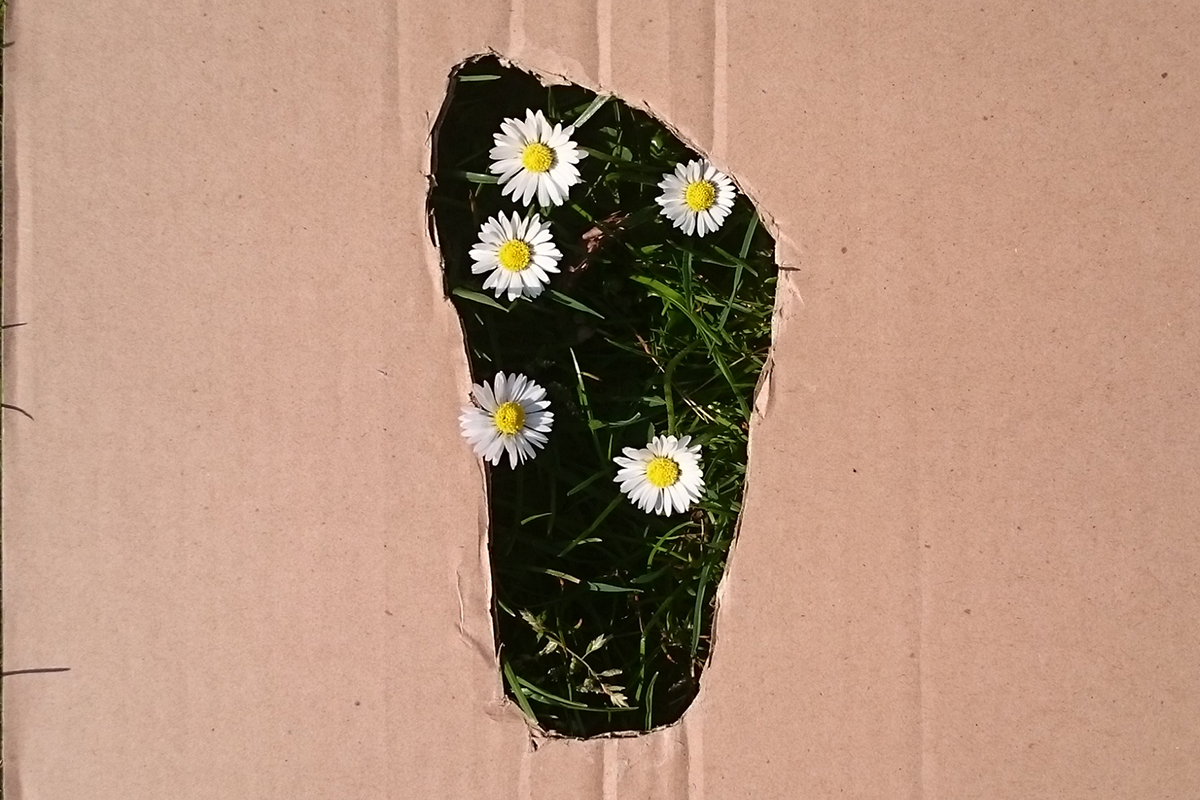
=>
[451,287,508,311]
[528,566,581,584]
[585,634,611,655]
[449,169,500,184]
[586,581,640,594]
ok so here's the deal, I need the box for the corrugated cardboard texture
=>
[4,0,1198,797]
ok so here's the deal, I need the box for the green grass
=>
[430,57,777,736]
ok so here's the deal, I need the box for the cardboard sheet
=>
[4,0,1198,797]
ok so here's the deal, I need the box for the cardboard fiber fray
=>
[5,0,1200,798]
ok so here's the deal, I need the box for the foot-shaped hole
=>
[431,56,778,736]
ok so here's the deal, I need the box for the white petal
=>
[517,172,537,205]
[481,270,503,295]
[475,383,497,411]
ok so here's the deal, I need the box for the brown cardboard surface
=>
[4,0,1199,797]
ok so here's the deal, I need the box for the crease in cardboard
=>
[595,0,613,87]
[752,356,775,419]
[454,561,495,670]
[710,0,728,159]
[682,713,703,800]
[601,738,619,799]
[917,482,932,800]
[660,0,673,126]
[507,0,527,61]
[3,35,30,427]
[515,743,533,800]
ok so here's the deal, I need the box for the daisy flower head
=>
[656,159,736,237]
[489,109,587,207]
[469,211,562,301]
[459,372,554,469]
[614,435,705,516]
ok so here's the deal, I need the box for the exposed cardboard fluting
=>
[430,57,777,736]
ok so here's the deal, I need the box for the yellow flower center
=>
[684,180,717,212]
[497,239,532,272]
[521,142,556,173]
[493,401,526,435]
[645,456,681,489]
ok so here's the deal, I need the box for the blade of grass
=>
[716,213,760,330]
[603,171,661,186]
[680,251,694,307]
[629,275,734,347]
[630,566,671,585]
[579,146,660,172]
[559,495,623,556]
[646,520,701,567]
[570,347,602,457]
[545,445,560,536]
[662,341,699,435]
[569,202,596,223]
[711,244,760,277]
[643,671,659,729]
[549,289,605,319]
[690,562,714,661]
[739,212,759,259]
[502,659,540,723]
[573,93,611,127]
[717,261,743,332]
[516,674,633,712]
[567,467,609,497]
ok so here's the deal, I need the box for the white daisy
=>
[468,211,562,301]
[459,372,554,468]
[656,160,736,237]
[613,435,705,516]
[489,109,587,207]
